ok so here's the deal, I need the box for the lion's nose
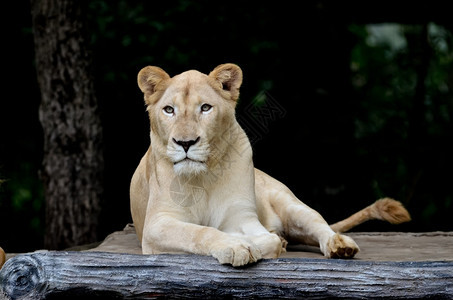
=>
[173,137,200,153]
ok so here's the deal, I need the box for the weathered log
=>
[1,251,452,299]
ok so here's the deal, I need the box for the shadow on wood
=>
[1,251,452,299]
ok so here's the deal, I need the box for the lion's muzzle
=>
[172,137,200,153]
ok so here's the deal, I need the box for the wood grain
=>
[1,251,452,299]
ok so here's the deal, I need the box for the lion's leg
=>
[271,191,359,258]
[222,218,284,259]
[255,169,359,258]
[142,216,262,267]
[247,233,284,259]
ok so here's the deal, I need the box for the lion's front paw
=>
[250,233,284,259]
[210,238,262,267]
[324,233,359,259]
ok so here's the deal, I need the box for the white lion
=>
[130,63,410,266]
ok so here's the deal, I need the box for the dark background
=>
[1,1,452,253]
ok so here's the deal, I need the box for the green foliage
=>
[350,23,453,229]
[0,163,44,252]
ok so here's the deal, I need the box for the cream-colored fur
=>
[130,63,411,266]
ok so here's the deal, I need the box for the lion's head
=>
[137,64,243,176]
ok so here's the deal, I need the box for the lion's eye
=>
[163,106,174,116]
[200,103,212,113]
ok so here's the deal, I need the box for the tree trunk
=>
[31,0,103,250]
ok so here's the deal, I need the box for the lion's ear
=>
[137,66,170,98]
[209,63,243,101]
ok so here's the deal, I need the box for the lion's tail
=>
[329,198,411,233]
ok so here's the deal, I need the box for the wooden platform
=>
[85,224,453,262]
[1,225,453,299]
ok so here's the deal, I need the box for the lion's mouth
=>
[174,157,205,165]
[173,156,208,176]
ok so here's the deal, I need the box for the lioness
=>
[130,63,410,266]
